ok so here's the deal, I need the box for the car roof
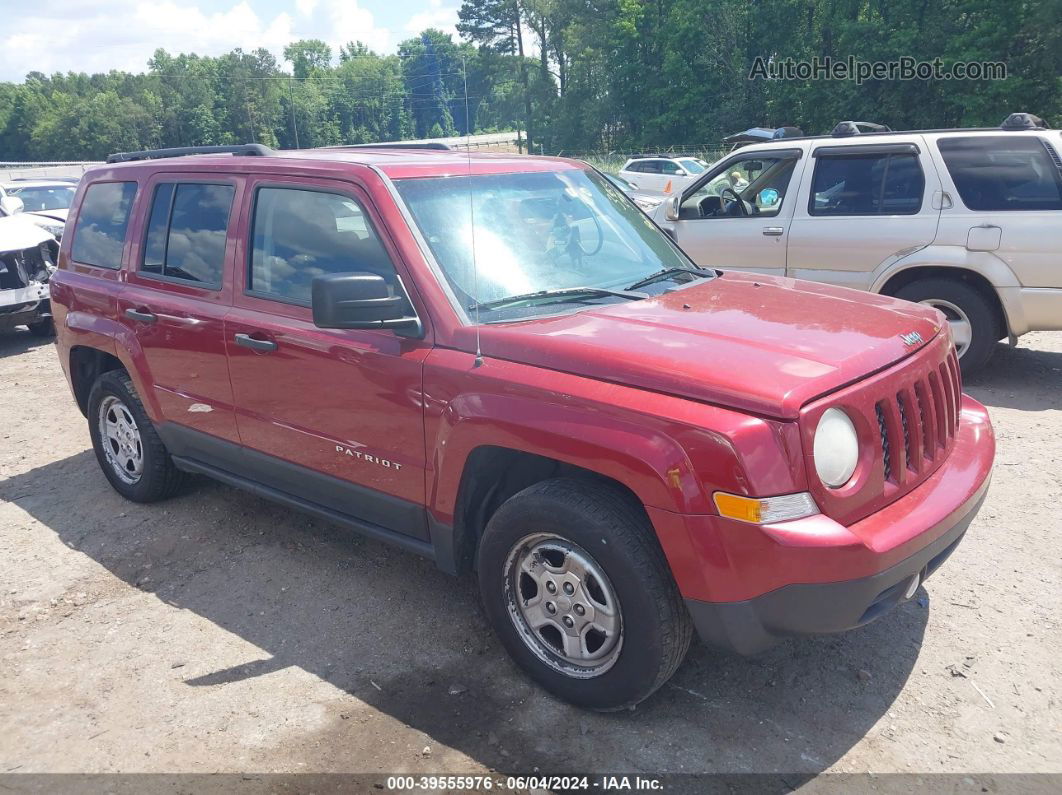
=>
[731,127,1057,152]
[90,147,584,181]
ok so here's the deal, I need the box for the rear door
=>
[930,133,1062,289]
[786,140,941,290]
[224,175,432,539]
[117,173,242,444]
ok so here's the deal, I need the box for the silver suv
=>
[654,113,1062,373]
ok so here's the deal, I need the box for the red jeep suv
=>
[50,144,995,710]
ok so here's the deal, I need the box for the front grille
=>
[876,348,962,484]
[876,404,891,481]
[802,334,964,526]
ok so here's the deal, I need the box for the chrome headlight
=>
[813,408,859,488]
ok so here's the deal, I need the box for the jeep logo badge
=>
[900,331,924,347]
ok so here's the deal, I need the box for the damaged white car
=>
[0,214,58,337]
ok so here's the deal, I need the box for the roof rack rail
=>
[831,121,892,137]
[340,142,451,151]
[1001,112,1049,131]
[106,144,273,164]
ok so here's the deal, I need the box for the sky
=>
[0,0,463,82]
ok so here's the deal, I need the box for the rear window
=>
[810,153,924,216]
[141,182,235,287]
[70,182,137,269]
[937,136,1062,211]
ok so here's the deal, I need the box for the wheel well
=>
[69,346,125,417]
[450,446,644,575]
[880,266,1007,338]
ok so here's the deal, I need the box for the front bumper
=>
[652,395,994,655]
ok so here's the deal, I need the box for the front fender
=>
[423,350,807,522]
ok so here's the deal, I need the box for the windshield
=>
[9,186,75,212]
[394,169,696,320]
[678,159,706,174]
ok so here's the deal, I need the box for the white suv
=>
[653,113,1062,373]
[618,156,709,195]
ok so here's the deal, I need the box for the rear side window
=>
[70,182,137,269]
[810,153,924,216]
[249,187,402,305]
[938,136,1062,211]
[141,183,235,287]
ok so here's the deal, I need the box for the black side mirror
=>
[311,272,422,336]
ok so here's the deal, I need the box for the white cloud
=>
[404,0,461,39]
[0,0,414,82]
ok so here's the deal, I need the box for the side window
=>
[938,136,1062,211]
[70,182,137,269]
[249,187,403,305]
[624,162,643,173]
[660,161,683,175]
[681,156,797,219]
[639,161,661,174]
[140,183,234,286]
[810,153,924,216]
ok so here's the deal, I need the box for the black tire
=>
[26,318,54,337]
[477,478,692,711]
[894,278,999,375]
[87,370,188,502]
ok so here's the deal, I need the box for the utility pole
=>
[289,77,300,149]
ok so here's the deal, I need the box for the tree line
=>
[0,0,1058,161]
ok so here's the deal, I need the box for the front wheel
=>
[477,478,692,710]
[26,318,54,337]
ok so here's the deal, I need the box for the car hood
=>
[475,271,943,419]
[0,214,54,253]
[26,208,68,223]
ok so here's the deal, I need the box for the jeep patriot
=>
[50,143,995,710]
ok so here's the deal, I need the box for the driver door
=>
[666,150,805,277]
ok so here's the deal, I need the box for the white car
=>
[618,156,709,195]
[1,179,77,240]
[603,173,666,213]
[0,213,58,336]
[654,113,1062,373]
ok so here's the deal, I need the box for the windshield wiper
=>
[473,286,648,312]
[625,266,715,292]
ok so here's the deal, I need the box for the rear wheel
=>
[477,478,692,710]
[894,278,998,375]
[87,370,188,502]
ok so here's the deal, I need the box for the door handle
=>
[762,227,785,237]
[234,332,278,353]
[125,307,157,324]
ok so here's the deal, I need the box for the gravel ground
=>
[0,330,1059,786]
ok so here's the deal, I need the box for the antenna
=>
[462,54,484,368]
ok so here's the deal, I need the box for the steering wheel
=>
[575,206,604,256]
[552,195,604,259]
[718,187,749,217]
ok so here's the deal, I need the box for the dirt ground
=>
[0,329,1059,787]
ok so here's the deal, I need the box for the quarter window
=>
[249,187,403,305]
[810,153,924,216]
[938,136,1062,211]
[70,182,137,269]
[141,183,234,286]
